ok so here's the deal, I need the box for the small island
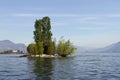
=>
[27,16,76,58]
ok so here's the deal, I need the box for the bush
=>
[57,38,76,57]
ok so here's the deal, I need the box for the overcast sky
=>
[0,0,120,48]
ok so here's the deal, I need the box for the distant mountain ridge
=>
[86,41,120,53]
[0,40,120,53]
[76,41,120,53]
[0,40,26,53]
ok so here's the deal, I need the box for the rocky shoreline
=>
[20,54,58,58]
[30,54,56,58]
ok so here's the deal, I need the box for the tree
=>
[57,37,76,57]
[34,17,52,43]
[47,41,56,55]
[36,42,44,55]
[42,17,52,54]
[27,16,77,57]
[27,43,37,55]
[34,20,42,43]
[56,38,64,55]
[33,16,53,54]
[42,17,52,42]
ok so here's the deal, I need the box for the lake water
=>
[0,53,120,80]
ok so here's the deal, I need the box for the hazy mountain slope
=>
[0,40,26,52]
[90,42,120,53]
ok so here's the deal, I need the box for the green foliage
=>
[33,16,53,54]
[34,17,52,43]
[27,16,77,57]
[34,20,42,43]
[42,17,52,41]
[47,41,56,55]
[27,43,37,55]
[57,37,76,57]
[56,38,64,55]
[36,42,44,55]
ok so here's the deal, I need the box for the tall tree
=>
[42,17,52,42]
[34,20,42,43]
[33,16,53,54]
[41,17,53,54]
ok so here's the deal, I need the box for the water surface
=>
[0,53,120,80]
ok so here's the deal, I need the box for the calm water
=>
[0,53,120,80]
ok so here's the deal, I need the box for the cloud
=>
[106,14,120,17]
[12,13,41,17]
[11,13,120,30]
[10,12,120,18]
[79,17,97,21]
[12,13,120,19]
[12,13,83,17]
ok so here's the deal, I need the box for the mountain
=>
[90,41,120,53]
[0,40,26,53]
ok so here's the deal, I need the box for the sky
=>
[0,0,120,48]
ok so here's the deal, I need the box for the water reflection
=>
[28,58,54,80]
[27,57,75,80]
